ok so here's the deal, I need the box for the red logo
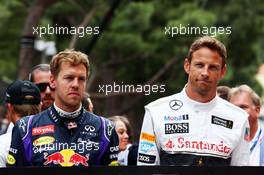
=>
[32,125,54,136]
[165,139,174,149]
[43,150,89,167]
[69,153,89,166]
[44,152,64,165]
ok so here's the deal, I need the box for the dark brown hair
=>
[187,36,227,67]
[109,115,134,142]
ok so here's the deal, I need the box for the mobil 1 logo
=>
[165,123,189,134]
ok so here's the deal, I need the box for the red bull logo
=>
[44,152,64,165]
[69,153,89,166]
[43,149,89,167]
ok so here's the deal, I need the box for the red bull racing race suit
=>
[137,88,250,166]
[7,105,119,167]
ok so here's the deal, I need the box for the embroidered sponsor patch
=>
[138,153,156,164]
[176,137,231,155]
[9,148,18,154]
[7,154,16,165]
[109,161,120,166]
[140,141,155,153]
[165,139,175,149]
[141,132,155,142]
[19,119,26,132]
[33,136,55,146]
[107,123,114,136]
[169,100,183,111]
[109,153,118,159]
[165,123,189,134]
[164,114,189,122]
[32,125,55,136]
[44,150,89,167]
[110,146,119,152]
[211,115,233,129]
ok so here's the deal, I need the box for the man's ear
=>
[220,64,227,79]
[7,103,13,111]
[6,103,13,123]
[255,105,261,115]
[49,75,56,89]
[184,58,190,74]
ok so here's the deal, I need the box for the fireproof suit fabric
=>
[137,88,250,166]
[6,105,119,167]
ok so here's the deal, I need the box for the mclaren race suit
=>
[7,105,119,167]
[137,88,250,166]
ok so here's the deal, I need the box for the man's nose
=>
[201,67,209,76]
[72,78,79,87]
[45,86,52,93]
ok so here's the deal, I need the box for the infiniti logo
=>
[85,125,95,132]
[169,100,183,111]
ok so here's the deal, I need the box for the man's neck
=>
[185,86,216,103]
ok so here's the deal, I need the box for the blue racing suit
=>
[6,105,119,167]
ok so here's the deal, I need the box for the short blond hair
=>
[12,104,41,117]
[50,49,90,78]
[228,84,261,107]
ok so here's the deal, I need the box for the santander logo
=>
[32,125,55,136]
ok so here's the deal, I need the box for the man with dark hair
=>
[82,92,94,113]
[29,64,55,111]
[217,85,231,100]
[0,80,41,167]
[7,50,119,167]
[137,36,250,166]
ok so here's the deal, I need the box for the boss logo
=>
[165,123,189,134]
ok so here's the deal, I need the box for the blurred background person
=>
[217,85,231,100]
[256,64,264,131]
[29,64,55,111]
[0,80,41,167]
[109,115,138,165]
[228,84,264,166]
[82,92,94,113]
[0,106,8,135]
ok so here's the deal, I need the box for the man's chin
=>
[197,87,211,96]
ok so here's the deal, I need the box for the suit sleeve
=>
[230,119,250,166]
[0,134,9,167]
[137,108,160,165]
[6,121,28,167]
[100,120,119,166]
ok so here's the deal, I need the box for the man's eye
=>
[79,77,86,81]
[65,76,73,80]
[195,63,203,68]
[210,66,220,71]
